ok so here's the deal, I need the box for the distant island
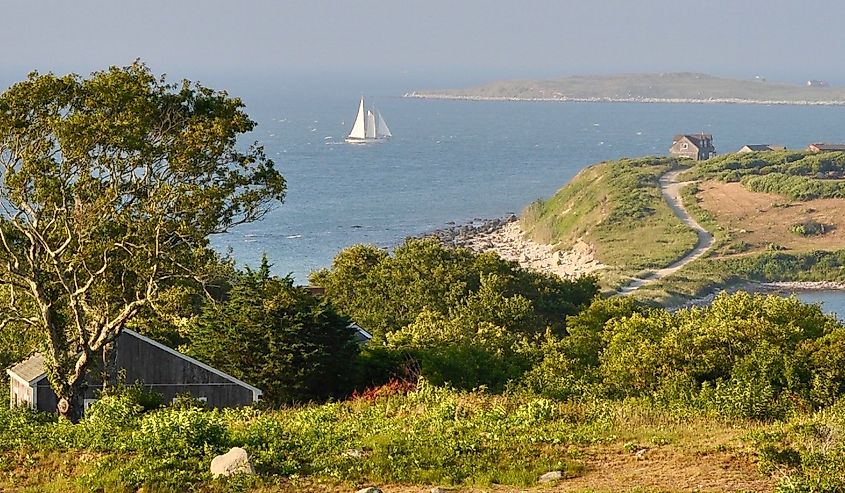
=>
[406,72,845,105]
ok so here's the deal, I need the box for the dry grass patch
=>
[697,180,845,253]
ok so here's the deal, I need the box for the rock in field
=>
[356,488,383,493]
[538,470,564,483]
[210,447,255,478]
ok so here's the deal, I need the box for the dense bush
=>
[310,239,598,339]
[684,150,845,201]
[522,292,845,420]
[752,399,845,492]
[310,239,597,391]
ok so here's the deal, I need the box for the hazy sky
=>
[2,0,845,85]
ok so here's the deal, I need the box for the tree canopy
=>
[0,62,285,419]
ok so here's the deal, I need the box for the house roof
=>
[7,353,47,384]
[674,134,713,147]
[6,330,262,401]
[809,143,845,151]
[348,322,373,343]
[740,144,785,152]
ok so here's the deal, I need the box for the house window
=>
[682,143,688,149]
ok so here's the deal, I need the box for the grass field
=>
[0,391,779,493]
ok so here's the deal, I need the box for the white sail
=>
[346,96,391,143]
[347,97,367,140]
[376,109,391,138]
[365,110,376,139]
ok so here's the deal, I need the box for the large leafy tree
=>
[0,63,285,420]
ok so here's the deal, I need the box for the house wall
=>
[10,378,33,409]
[670,137,715,160]
[29,332,256,413]
[113,333,255,407]
[669,138,700,159]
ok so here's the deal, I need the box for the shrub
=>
[132,407,230,460]
[790,220,827,237]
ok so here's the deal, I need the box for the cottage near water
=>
[669,133,716,160]
[7,329,261,414]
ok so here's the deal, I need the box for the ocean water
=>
[796,291,845,321]
[212,75,845,314]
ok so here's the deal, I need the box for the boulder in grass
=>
[356,488,383,493]
[210,447,255,478]
[538,470,564,483]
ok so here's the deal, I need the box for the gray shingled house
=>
[7,329,261,413]
[669,134,716,160]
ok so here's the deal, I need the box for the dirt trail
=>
[617,169,713,294]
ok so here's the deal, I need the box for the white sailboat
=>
[346,96,391,143]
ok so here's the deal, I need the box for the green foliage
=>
[683,150,845,200]
[187,266,360,406]
[790,220,827,237]
[227,382,591,486]
[311,239,597,391]
[0,62,285,419]
[751,400,845,491]
[132,407,230,460]
[519,157,698,288]
[312,238,597,338]
[600,292,841,418]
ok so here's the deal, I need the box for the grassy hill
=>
[408,73,845,104]
[520,156,698,289]
[519,152,845,303]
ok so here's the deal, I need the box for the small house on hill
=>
[7,329,261,413]
[807,143,845,153]
[670,134,716,160]
[737,144,786,153]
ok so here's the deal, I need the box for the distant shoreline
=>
[403,92,845,107]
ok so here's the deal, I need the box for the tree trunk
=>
[100,342,117,393]
[56,382,85,423]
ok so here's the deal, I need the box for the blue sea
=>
[209,74,845,317]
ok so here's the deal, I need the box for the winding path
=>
[617,169,714,294]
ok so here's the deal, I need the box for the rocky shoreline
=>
[404,92,845,106]
[761,281,845,291]
[673,280,845,311]
[417,216,605,279]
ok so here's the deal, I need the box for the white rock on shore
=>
[460,220,605,279]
